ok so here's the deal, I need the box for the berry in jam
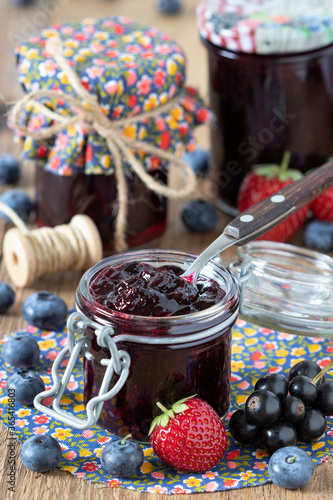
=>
[89,261,225,317]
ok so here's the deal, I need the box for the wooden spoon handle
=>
[224,161,333,243]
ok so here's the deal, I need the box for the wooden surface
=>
[0,0,332,499]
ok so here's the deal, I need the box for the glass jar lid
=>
[197,0,333,54]
[228,241,333,338]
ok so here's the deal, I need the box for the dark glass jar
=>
[75,249,240,441]
[204,41,333,215]
[35,166,167,252]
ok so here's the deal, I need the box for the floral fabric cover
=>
[0,317,332,494]
[14,16,209,176]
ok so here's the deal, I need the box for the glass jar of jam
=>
[77,250,239,441]
[13,16,210,251]
[34,249,239,442]
[197,1,333,215]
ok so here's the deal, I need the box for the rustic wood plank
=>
[0,0,332,499]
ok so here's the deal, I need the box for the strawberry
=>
[311,186,333,222]
[237,152,310,242]
[149,396,228,472]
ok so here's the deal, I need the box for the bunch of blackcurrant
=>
[229,359,333,453]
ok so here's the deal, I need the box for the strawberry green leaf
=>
[252,149,302,182]
[148,418,159,436]
[160,414,170,427]
[252,165,281,179]
[148,403,177,435]
[171,394,197,406]
[172,403,189,414]
[278,170,303,182]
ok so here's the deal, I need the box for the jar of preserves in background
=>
[197,0,333,215]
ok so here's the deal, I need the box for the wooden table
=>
[0,0,332,499]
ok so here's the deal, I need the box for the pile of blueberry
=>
[2,291,70,472]
[229,360,333,453]
[3,291,68,406]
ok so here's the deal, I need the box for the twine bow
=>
[10,36,197,252]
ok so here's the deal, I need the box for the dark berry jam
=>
[35,166,167,251]
[89,261,226,317]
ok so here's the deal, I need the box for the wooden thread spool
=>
[1,203,103,288]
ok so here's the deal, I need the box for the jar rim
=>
[228,241,333,337]
[76,249,240,330]
[236,241,333,284]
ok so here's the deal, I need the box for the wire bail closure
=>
[33,311,131,429]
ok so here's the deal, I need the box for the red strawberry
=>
[149,396,228,472]
[311,186,333,221]
[237,152,310,242]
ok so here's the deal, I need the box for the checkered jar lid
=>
[197,0,333,54]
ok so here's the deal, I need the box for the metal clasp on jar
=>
[33,311,131,429]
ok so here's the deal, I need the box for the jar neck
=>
[75,249,240,338]
[202,37,333,62]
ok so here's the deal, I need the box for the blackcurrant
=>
[254,373,288,400]
[289,375,318,405]
[229,409,261,445]
[313,382,333,416]
[288,360,324,384]
[281,396,305,424]
[245,390,281,427]
[261,423,297,453]
[296,408,327,442]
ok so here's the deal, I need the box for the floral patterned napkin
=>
[0,318,332,494]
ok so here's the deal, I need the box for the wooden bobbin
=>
[3,214,103,288]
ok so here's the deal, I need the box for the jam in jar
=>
[75,249,240,441]
[35,166,167,252]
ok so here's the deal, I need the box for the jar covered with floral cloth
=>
[11,16,210,252]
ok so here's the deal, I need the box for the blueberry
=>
[0,189,32,222]
[304,220,333,252]
[181,199,218,232]
[2,334,40,368]
[182,148,211,178]
[100,434,144,477]
[22,291,68,331]
[7,369,45,406]
[20,435,62,472]
[0,154,21,184]
[268,446,314,489]
[155,0,182,15]
[0,282,15,313]
[10,0,36,5]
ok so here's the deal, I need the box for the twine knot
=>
[10,35,198,252]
